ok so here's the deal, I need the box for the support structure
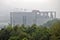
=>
[23,16,26,25]
[10,10,56,26]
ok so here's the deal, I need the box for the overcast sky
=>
[0,0,60,20]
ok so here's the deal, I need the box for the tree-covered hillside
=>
[43,19,60,27]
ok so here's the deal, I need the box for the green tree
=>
[50,20,60,40]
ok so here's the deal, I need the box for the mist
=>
[0,0,60,24]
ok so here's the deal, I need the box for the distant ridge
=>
[43,18,60,27]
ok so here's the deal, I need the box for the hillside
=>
[43,19,60,27]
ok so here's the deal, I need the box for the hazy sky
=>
[0,0,60,19]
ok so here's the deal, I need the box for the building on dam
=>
[10,10,56,26]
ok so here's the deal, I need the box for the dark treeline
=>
[0,19,60,40]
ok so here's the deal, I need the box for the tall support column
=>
[50,12,53,18]
[42,12,45,16]
[46,12,49,16]
[32,10,40,24]
[10,12,13,27]
[54,12,56,18]
[35,12,37,24]
[23,16,26,25]
[46,12,49,18]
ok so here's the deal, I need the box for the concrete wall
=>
[10,10,56,26]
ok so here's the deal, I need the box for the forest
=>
[0,19,60,40]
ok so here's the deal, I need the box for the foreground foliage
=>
[0,19,60,40]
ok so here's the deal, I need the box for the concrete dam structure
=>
[10,10,56,26]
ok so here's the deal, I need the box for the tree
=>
[50,20,60,40]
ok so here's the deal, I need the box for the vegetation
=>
[0,19,60,40]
